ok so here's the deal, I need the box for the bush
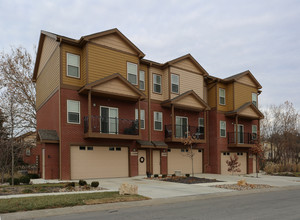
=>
[153,174,159,178]
[79,180,87,186]
[20,176,31,184]
[28,173,40,179]
[162,174,167,178]
[22,189,34,194]
[91,181,99,188]
[8,178,20,185]
[185,174,190,177]
[172,174,176,177]
[65,182,75,188]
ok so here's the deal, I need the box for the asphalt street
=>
[33,188,300,220]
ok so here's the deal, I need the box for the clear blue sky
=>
[1,0,299,110]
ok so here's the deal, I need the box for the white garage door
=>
[221,152,247,175]
[168,148,202,175]
[70,146,128,179]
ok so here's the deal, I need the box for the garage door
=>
[70,146,128,179]
[221,152,247,175]
[168,148,202,175]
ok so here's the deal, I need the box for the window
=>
[154,111,163,131]
[26,148,31,156]
[67,53,80,78]
[252,93,257,107]
[100,106,118,134]
[219,88,225,105]
[176,116,188,138]
[109,147,114,151]
[252,125,257,140]
[171,74,179,93]
[116,147,121,151]
[79,146,86,150]
[220,121,226,137]
[87,146,93,151]
[67,100,80,124]
[237,152,243,156]
[153,74,161,93]
[139,70,145,90]
[223,152,230,156]
[135,109,145,129]
[198,118,205,135]
[127,62,138,85]
[167,149,171,152]
[198,149,202,153]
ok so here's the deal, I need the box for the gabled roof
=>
[78,73,146,101]
[37,129,59,143]
[161,90,210,111]
[225,102,264,119]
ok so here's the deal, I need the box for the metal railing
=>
[84,116,139,135]
[165,124,205,140]
[227,132,257,144]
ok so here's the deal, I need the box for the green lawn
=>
[0,191,148,213]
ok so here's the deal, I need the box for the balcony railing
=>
[165,124,205,140]
[227,132,257,145]
[84,116,139,135]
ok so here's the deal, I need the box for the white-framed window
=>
[252,125,257,140]
[100,106,119,134]
[175,116,188,138]
[139,70,145,90]
[25,148,31,156]
[67,53,80,78]
[153,74,161,93]
[171,74,179,93]
[252,93,257,107]
[135,109,145,129]
[67,100,80,124]
[220,121,226,137]
[219,88,225,105]
[198,118,205,135]
[154,111,163,131]
[127,62,138,85]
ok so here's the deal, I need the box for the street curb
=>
[1,185,300,220]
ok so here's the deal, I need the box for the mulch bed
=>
[160,176,222,184]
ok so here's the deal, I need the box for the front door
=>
[138,150,147,175]
[234,124,244,144]
[100,106,118,134]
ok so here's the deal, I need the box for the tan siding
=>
[237,75,256,87]
[176,94,205,109]
[37,36,59,77]
[139,64,148,98]
[172,59,201,73]
[162,68,169,100]
[234,82,257,109]
[81,45,87,85]
[203,81,207,103]
[240,106,258,118]
[61,44,84,87]
[36,47,60,109]
[207,84,216,108]
[90,33,137,55]
[93,78,139,98]
[88,43,139,84]
[170,67,203,100]
[150,67,164,101]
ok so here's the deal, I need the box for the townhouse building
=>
[32,28,263,180]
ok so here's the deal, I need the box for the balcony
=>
[165,124,205,143]
[227,132,257,147]
[84,116,140,139]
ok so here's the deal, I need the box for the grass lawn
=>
[0,191,149,213]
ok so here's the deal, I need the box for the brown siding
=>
[37,36,59,77]
[207,84,216,108]
[170,67,204,100]
[234,82,257,109]
[36,47,60,109]
[61,43,84,87]
[217,83,227,112]
[87,43,139,84]
[172,58,201,73]
[90,33,137,55]
[81,45,87,86]
[237,75,256,87]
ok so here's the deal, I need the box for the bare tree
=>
[226,154,241,175]
[182,132,197,177]
[250,143,264,178]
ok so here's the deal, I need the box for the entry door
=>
[176,116,188,138]
[153,150,161,175]
[100,106,118,134]
[42,149,45,179]
[138,150,147,175]
[234,124,244,144]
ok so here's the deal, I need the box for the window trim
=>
[100,106,119,134]
[219,88,226,105]
[139,70,145,90]
[135,109,145,129]
[127,62,138,85]
[67,100,80,124]
[66,53,80,79]
[252,93,257,107]
[220,120,226,137]
[198,117,205,135]
[154,111,163,131]
[171,73,179,94]
[153,73,162,94]
[252,125,257,140]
